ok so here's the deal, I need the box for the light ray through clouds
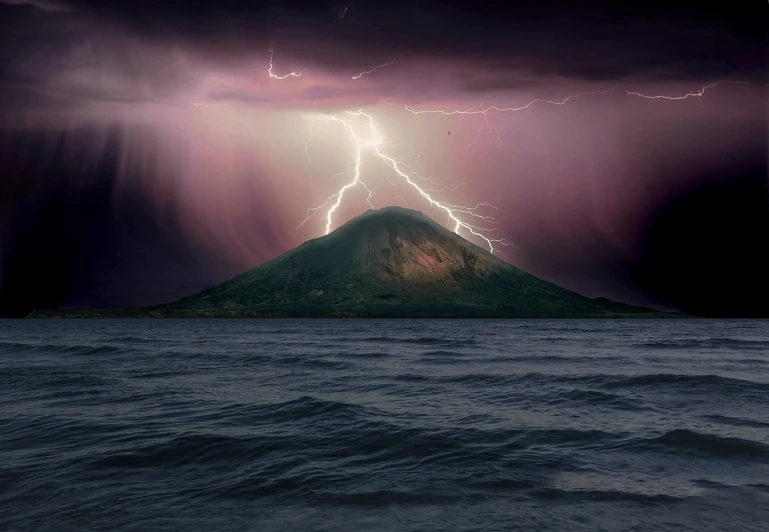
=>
[298,110,513,253]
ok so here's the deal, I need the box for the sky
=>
[0,0,767,317]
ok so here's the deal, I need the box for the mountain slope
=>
[158,207,669,318]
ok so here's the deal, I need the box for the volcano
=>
[147,206,666,318]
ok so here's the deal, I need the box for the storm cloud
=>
[0,0,766,316]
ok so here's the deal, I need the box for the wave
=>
[485,354,627,364]
[442,373,529,386]
[621,429,769,461]
[90,433,260,470]
[530,488,681,503]
[598,374,769,395]
[82,415,619,476]
[419,350,469,358]
[3,319,769,531]
[0,415,120,452]
[637,337,769,350]
[103,336,158,344]
[701,414,769,429]
[544,388,650,411]
[391,373,430,382]
[272,357,353,370]
[0,341,40,352]
[3,370,116,393]
[176,397,381,430]
[433,372,769,395]
[334,351,391,359]
[350,336,482,348]
[0,342,128,356]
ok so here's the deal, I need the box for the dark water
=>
[1,320,768,531]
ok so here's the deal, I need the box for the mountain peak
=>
[323,206,463,245]
[343,205,429,219]
[335,206,440,228]
[296,206,505,284]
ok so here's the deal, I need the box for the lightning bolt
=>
[624,80,754,100]
[361,180,375,209]
[303,119,315,169]
[381,161,408,206]
[338,0,357,18]
[268,42,304,80]
[297,114,374,234]
[406,89,613,155]
[405,89,614,116]
[374,143,509,254]
[299,110,512,254]
[462,108,511,156]
[320,115,369,234]
[352,56,398,80]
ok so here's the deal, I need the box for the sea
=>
[0,319,767,531]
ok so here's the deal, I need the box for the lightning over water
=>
[1,6,768,532]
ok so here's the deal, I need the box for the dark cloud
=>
[1,0,766,92]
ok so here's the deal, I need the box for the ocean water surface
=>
[1,319,768,531]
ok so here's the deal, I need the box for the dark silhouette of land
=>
[29,207,677,318]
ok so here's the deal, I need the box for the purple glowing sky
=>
[0,0,766,315]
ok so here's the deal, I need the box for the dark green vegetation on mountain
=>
[31,207,675,318]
